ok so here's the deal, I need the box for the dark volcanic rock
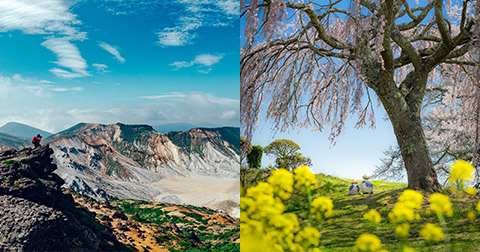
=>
[0,195,69,251]
[0,145,128,251]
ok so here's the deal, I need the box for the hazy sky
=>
[0,0,239,133]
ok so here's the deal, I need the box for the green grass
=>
[285,174,480,252]
[2,159,16,165]
[116,200,239,252]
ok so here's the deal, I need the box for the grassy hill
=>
[242,170,480,252]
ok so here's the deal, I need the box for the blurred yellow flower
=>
[425,208,432,217]
[354,233,382,252]
[246,182,274,199]
[293,165,318,189]
[388,202,415,224]
[477,201,480,213]
[448,159,474,187]
[310,249,322,252]
[294,226,321,248]
[403,247,415,252]
[398,189,423,210]
[465,187,477,196]
[394,223,410,239]
[419,223,444,242]
[267,168,294,200]
[467,210,476,220]
[429,193,453,217]
[311,196,333,220]
[363,209,381,224]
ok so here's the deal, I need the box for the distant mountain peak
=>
[0,122,53,139]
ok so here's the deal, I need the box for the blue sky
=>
[252,103,399,181]
[0,0,239,133]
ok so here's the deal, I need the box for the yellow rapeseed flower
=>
[477,201,480,213]
[310,196,334,220]
[394,223,410,239]
[354,233,382,252]
[465,187,477,196]
[246,182,274,199]
[448,159,474,187]
[293,165,318,189]
[428,193,453,217]
[467,210,476,220]
[419,223,444,242]
[425,208,432,217]
[403,247,415,252]
[267,168,294,200]
[363,209,381,224]
[310,249,322,252]
[388,202,415,224]
[294,226,321,248]
[398,189,423,210]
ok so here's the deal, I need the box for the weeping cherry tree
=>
[241,0,480,191]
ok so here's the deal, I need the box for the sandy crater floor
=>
[150,176,240,218]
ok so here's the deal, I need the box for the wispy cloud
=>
[140,91,239,106]
[42,38,89,78]
[92,63,109,73]
[51,87,83,92]
[140,92,187,99]
[99,42,126,63]
[0,0,88,78]
[0,0,83,37]
[157,0,238,46]
[170,54,223,73]
[0,73,84,100]
[157,17,202,47]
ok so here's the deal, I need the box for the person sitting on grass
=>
[360,174,374,194]
[348,180,361,195]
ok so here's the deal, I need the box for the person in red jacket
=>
[32,134,42,148]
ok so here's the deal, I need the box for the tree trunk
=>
[389,111,441,192]
[370,70,441,192]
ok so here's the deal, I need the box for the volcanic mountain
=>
[45,123,240,216]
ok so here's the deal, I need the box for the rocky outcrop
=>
[0,145,127,251]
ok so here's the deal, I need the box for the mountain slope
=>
[48,123,240,215]
[0,145,128,251]
[0,122,53,139]
[0,133,29,151]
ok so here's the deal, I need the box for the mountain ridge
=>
[0,122,53,139]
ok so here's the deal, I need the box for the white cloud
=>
[157,17,202,47]
[138,92,239,126]
[0,0,88,78]
[170,54,223,72]
[216,0,239,16]
[92,63,109,73]
[42,38,89,78]
[157,1,238,46]
[51,86,83,92]
[99,42,126,63]
[140,92,187,99]
[157,29,196,47]
[0,0,83,37]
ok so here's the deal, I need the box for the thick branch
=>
[285,2,352,50]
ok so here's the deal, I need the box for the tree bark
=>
[369,69,442,192]
[389,110,441,192]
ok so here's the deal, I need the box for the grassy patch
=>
[277,173,480,251]
[2,159,16,165]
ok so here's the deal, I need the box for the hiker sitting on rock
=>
[32,134,42,148]
[348,180,361,195]
[360,174,374,194]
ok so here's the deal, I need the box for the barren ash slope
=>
[45,123,240,217]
